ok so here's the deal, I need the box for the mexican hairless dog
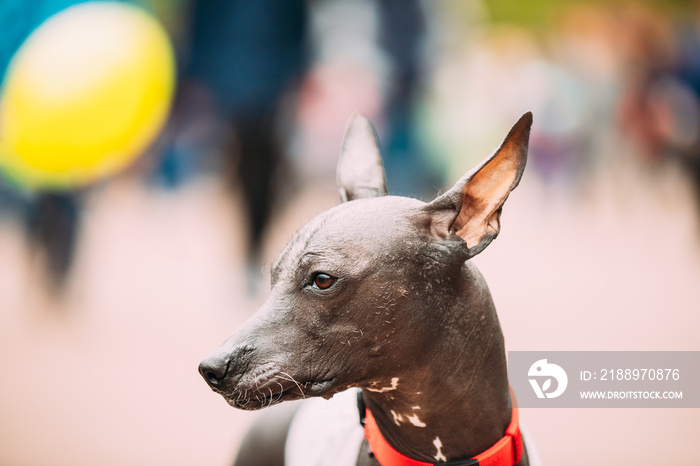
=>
[199,112,535,466]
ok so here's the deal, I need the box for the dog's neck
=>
[361,262,513,464]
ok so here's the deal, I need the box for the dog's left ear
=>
[425,112,532,258]
[337,113,388,202]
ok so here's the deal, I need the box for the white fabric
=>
[285,389,365,466]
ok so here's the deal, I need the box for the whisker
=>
[279,371,306,399]
[276,382,285,402]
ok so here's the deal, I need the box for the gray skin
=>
[199,112,532,465]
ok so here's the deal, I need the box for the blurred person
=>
[2,0,176,292]
[375,0,441,198]
[292,0,439,199]
[0,0,89,290]
[158,0,437,280]
[548,4,623,178]
[669,8,700,207]
[614,3,678,162]
[611,2,700,213]
[160,0,309,273]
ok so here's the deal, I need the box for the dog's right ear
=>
[337,113,388,202]
[425,112,532,258]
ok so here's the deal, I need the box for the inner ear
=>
[426,112,532,257]
[337,113,387,202]
[453,143,524,245]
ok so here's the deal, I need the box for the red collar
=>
[363,390,523,466]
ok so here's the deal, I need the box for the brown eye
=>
[313,273,336,290]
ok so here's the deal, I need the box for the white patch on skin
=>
[391,410,403,426]
[406,413,426,427]
[412,406,421,410]
[433,437,447,462]
[367,377,399,393]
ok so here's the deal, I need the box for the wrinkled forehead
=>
[272,196,425,276]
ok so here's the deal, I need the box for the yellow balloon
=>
[0,2,175,189]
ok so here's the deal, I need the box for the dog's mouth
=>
[218,376,337,411]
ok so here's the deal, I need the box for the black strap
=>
[435,460,479,466]
[357,390,367,427]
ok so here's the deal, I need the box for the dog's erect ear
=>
[337,113,388,202]
[425,112,532,258]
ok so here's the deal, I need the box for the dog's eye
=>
[312,273,336,290]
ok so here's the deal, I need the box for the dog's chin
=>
[221,378,337,411]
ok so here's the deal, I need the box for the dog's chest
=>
[284,389,544,466]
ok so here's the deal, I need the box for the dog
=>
[199,112,540,466]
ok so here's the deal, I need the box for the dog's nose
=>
[198,356,229,387]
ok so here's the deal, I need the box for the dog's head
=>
[199,112,532,410]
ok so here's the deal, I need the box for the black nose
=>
[198,356,229,387]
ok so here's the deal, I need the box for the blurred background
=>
[1,0,699,465]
